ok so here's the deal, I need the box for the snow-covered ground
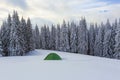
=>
[0,49,120,80]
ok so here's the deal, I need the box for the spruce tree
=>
[114,20,120,59]
[55,24,61,51]
[26,18,35,51]
[70,22,77,53]
[60,21,70,52]
[34,25,41,49]
[50,25,56,50]
[20,17,27,54]
[8,11,23,56]
[77,18,88,54]
[46,26,51,49]
[88,24,95,55]
[103,20,113,58]
[94,23,105,57]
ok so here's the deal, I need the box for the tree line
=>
[34,19,120,59]
[0,11,35,56]
[0,11,120,59]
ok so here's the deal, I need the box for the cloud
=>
[0,0,120,26]
[98,0,120,4]
[99,10,109,13]
[4,0,28,9]
[31,17,53,27]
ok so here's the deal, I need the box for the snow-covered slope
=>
[0,49,120,80]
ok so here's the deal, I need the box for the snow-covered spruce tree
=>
[40,25,50,49]
[0,21,9,56]
[26,18,35,51]
[6,14,12,50]
[88,24,95,55]
[20,17,28,53]
[55,24,61,51]
[60,20,70,52]
[50,25,56,50]
[41,26,46,49]
[8,11,24,56]
[114,20,120,59]
[67,22,71,52]
[0,14,12,56]
[17,17,27,56]
[77,18,88,54]
[103,20,113,58]
[70,22,77,53]
[46,26,51,49]
[34,25,41,49]
[94,23,105,57]
[0,11,37,56]
[39,33,42,49]
[111,19,118,56]
[67,22,71,51]
[94,23,99,42]
[94,23,99,36]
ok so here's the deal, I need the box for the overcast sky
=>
[0,0,120,26]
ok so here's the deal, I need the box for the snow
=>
[0,49,120,80]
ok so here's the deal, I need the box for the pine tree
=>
[77,18,88,54]
[0,14,12,56]
[8,11,23,56]
[50,25,56,50]
[114,19,120,59]
[46,26,51,49]
[67,22,71,52]
[88,24,95,55]
[103,20,113,58]
[20,17,27,54]
[26,18,35,51]
[55,24,61,51]
[41,26,46,49]
[2,11,120,59]
[60,21,70,52]
[0,11,36,56]
[34,25,41,49]
[39,33,42,49]
[70,22,77,53]
[111,20,118,57]
[94,23,105,57]
[0,21,9,56]
[41,25,50,49]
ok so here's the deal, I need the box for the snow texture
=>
[0,49,120,80]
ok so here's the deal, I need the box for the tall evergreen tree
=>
[70,22,77,53]
[46,26,51,49]
[50,25,56,50]
[103,20,113,58]
[8,11,23,56]
[88,24,95,55]
[114,20,120,59]
[26,18,35,51]
[77,18,88,54]
[111,19,118,57]
[34,25,41,49]
[94,23,105,56]
[41,26,46,49]
[60,21,70,52]
[20,17,27,53]
[41,25,50,49]
[0,21,8,56]
[67,22,71,52]
[0,14,12,56]
[55,24,61,51]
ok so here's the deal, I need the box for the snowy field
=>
[0,49,120,80]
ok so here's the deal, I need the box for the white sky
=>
[0,0,120,26]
